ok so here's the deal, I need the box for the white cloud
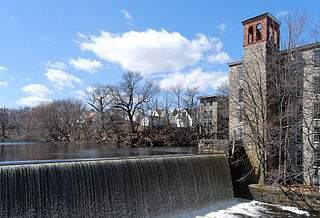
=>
[277,11,290,18]
[46,61,66,70]
[44,69,82,90]
[71,90,87,99]
[21,84,53,97]
[16,96,52,107]
[69,57,103,73]
[80,29,223,75]
[208,51,232,64]
[0,81,8,86]
[159,67,228,90]
[215,23,227,34]
[121,9,132,21]
[0,66,8,71]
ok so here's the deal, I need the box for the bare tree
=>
[171,83,184,112]
[0,107,13,139]
[86,84,112,134]
[110,72,159,146]
[182,87,200,127]
[217,80,230,97]
[24,99,86,142]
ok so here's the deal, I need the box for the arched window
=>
[268,25,273,41]
[248,26,253,44]
[256,24,262,41]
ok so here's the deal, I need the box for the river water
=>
[0,142,197,163]
[0,142,318,217]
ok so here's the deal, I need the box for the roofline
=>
[280,41,320,54]
[196,95,227,100]
[241,12,281,26]
[227,60,243,67]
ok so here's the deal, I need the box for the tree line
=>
[0,72,206,148]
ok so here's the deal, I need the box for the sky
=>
[0,0,319,108]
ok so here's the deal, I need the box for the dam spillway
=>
[0,154,233,217]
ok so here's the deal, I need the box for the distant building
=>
[197,95,229,140]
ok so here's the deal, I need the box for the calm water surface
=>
[0,142,197,163]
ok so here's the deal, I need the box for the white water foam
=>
[279,205,310,215]
[175,198,311,218]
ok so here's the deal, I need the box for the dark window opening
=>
[314,127,320,142]
[314,50,320,68]
[296,54,304,72]
[238,128,243,139]
[256,24,262,41]
[238,66,244,80]
[248,26,253,44]
[296,127,303,142]
[296,151,303,166]
[313,149,320,168]
[314,103,320,120]
[238,108,243,123]
[239,88,244,102]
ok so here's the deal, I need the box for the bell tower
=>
[240,13,281,183]
[242,13,280,48]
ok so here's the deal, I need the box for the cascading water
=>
[0,154,233,217]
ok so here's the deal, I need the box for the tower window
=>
[296,150,303,166]
[238,66,244,80]
[238,128,243,139]
[314,127,320,143]
[313,149,320,168]
[313,102,320,120]
[248,26,253,44]
[256,24,262,41]
[314,50,320,68]
[238,108,243,123]
[238,88,244,102]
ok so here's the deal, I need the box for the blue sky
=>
[0,0,319,108]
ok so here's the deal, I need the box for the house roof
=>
[196,95,227,100]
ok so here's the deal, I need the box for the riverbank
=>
[248,184,320,213]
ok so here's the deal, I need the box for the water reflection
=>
[0,142,197,162]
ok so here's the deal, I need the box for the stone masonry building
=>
[228,12,320,185]
[197,95,229,140]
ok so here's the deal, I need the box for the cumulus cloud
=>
[0,66,8,71]
[277,11,290,18]
[69,57,103,73]
[44,69,82,90]
[21,84,53,97]
[121,9,132,21]
[159,67,228,90]
[46,61,66,70]
[16,96,52,107]
[0,81,8,86]
[80,29,224,75]
[208,51,231,64]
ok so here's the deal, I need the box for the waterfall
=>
[0,154,233,217]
